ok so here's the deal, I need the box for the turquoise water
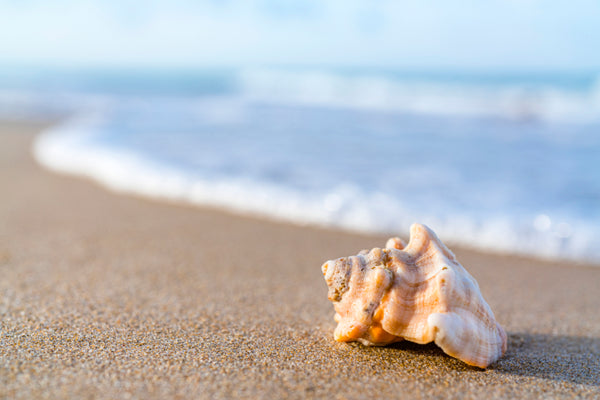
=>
[3,67,598,262]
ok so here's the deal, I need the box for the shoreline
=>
[32,115,600,266]
[1,119,599,399]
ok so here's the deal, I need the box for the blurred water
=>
[3,67,598,262]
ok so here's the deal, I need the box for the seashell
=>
[321,223,507,368]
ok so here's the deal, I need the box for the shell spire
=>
[321,223,507,368]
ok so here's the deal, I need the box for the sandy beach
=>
[1,120,599,399]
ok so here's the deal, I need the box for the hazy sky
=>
[1,0,599,70]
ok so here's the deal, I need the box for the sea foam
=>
[4,67,596,263]
[239,69,600,124]
[32,97,600,264]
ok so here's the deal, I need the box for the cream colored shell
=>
[321,223,507,368]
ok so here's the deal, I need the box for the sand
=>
[1,120,599,399]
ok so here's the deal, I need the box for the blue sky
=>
[1,0,599,70]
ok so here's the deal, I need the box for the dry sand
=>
[1,120,599,399]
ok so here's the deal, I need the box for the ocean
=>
[2,67,599,262]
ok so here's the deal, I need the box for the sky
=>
[1,0,599,70]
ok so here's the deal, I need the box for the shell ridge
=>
[428,310,506,368]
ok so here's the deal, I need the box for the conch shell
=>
[321,223,507,368]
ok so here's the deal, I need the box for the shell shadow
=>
[385,340,485,371]
[489,332,600,387]
[384,332,600,386]
[336,331,600,386]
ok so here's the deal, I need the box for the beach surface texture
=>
[1,120,599,399]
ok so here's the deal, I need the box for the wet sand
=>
[1,120,599,399]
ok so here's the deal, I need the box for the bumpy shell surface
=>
[321,223,507,368]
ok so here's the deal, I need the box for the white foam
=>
[238,69,600,124]
[33,116,600,264]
